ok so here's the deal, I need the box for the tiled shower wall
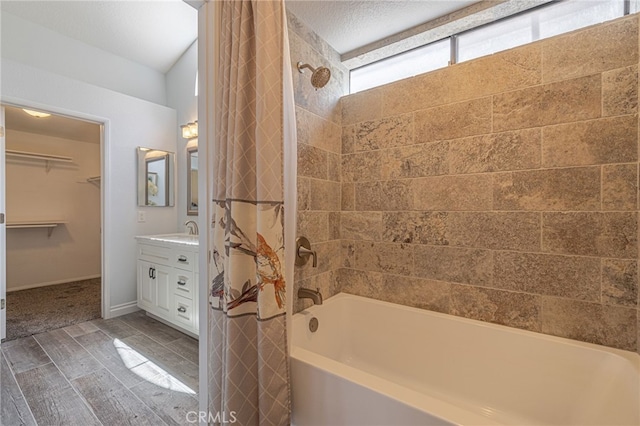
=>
[287,12,347,311]
[339,15,640,352]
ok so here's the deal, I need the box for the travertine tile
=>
[542,16,638,83]
[448,212,541,252]
[541,297,637,351]
[297,211,329,242]
[341,241,356,268]
[415,97,492,143]
[295,240,342,280]
[602,164,638,211]
[602,259,638,307]
[414,245,493,286]
[328,212,341,240]
[382,212,449,245]
[382,275,451,314]
[413,174,492,211]
[450,285,541,332]
[493,167,600,211]
[382,44,541,116]
[603,65,638,117]
[542,212,637,258]
[309,179,340,211]
[297,177,310,211]
[338,268,383,299]
[355,180,413,211]
[342,89,383,125]
[327,152,341,182]
[353,114,413,151]
[493,252,600,301]
[342,151,381,182]
[295,270,338,312]
[449,129,541,174]
[297,143,328,180]
[342,125,355,155]
[341,211,382,241]
[295,106,341,154]
[341,182,355,211]
[493,75,601,131]
[381,141,449,179]
[542,116,637,167]
[355,241,413,275]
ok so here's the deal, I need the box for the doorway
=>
[2,104,103,341]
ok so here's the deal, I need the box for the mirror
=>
[137,147,175,207]
[187,146,198,216]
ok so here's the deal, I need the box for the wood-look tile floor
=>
[1,311,199,426]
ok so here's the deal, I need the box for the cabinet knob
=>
[177,306,187,313]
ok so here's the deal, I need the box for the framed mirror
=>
[187,146,198,216]
[137,147,175,207]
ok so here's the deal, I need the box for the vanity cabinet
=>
[136,235,199,336]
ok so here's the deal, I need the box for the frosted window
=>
[350,38,450,94]
[538,1,625,39]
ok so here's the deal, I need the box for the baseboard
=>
[109,301,140,318]
[7,275,102,292]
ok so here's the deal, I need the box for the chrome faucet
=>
[184,220,199,235]
[298,287,323,305]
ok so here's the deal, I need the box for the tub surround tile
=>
[297,177,310,211]
[602,65,638,116]
[341,183,355,211]
[414,97,492,143]
[295,240,342,280]
[542,212,637,258]
[493,252,600,301]
[327,152,341,182]
[297,143,328,180]
[542,17,638,83]
[295,106,341,154]
[541,116,638,167]
[450,285,541,332]
[353,114,413,152]
[295,270,339,312]
[342,125,355,155]
[602,259,638,307]
[447,212,541,252]
[297,211,329,243]
[342,151,381,182]
[493,167,601,211]
[383,276,451,314]
[340,241,356,268]
[309,179,341,211]
[449,129,541,174]
[492,75,601,132]
[413,174,493,211]
[413,245,493,287]
[541,297,637,351]
[338,269,384,300]
[602,164,638,211]
[381,141,449,179]
[382,211,449,245]
[355,180,413,211]
[341,89,383,125]
[341,211,382,241]
[328,212,341,240]
[354,242,414,275]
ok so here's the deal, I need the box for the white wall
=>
[5,130,101,291]
[1,12,167,106]
[1,58,178,315]
[166,40,198,229]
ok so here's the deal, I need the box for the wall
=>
[166,40,199,230]
[339,15,639,353]
[0,12,167,105]
[1,58,178,316]
[287,11,348,312]
[5,130,101,291]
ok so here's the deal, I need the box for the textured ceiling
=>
[5,106,101,145]
[0,0,198,73]
[286,0,477,55]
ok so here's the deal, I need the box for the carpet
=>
[4,278,101,341]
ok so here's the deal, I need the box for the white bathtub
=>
[290,293,640,426]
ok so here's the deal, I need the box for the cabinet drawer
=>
[138,244,172,265]
[174,295,195,329]
[173,248,196,272]
[174,270,195,300]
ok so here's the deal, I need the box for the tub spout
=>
[298,287,323,305]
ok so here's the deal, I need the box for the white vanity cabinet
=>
[135,234,199,336]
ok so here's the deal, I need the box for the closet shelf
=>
[6,149,73,172]
[7,220,68,238]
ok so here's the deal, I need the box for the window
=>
[349,0,626,94]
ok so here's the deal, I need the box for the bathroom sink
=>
[136,233,199,246]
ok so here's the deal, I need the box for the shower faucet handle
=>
[296,236,317,268]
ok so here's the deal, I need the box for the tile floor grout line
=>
[1,349,39,426]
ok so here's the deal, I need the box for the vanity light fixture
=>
[180,121,198,139]
[22,108,51,118]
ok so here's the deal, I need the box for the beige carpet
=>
[5,278,101,341]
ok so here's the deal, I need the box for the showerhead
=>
[297,62,331,89]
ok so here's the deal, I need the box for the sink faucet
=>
[184,220,199,235]
[298,287,323,305]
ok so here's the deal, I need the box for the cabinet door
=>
[155,264,172,316]
[138,260,154,310]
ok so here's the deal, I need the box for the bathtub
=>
[290,293,640,426]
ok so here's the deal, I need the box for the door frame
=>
[1,106,6,341]
[0,97,110,332]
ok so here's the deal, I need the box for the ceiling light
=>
[22,109,51,118]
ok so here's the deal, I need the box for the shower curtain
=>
[207,0,292,425]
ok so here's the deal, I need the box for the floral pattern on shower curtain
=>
[208,0,291,425]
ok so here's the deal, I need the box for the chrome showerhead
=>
[297,62,331,89]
